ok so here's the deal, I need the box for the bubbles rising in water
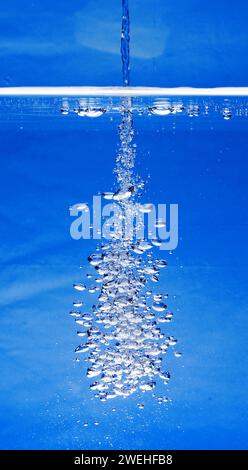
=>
[70,99,179,401]
[121,0,130,86]
[223,107,232,120]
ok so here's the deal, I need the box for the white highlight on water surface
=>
[0,86,248,96]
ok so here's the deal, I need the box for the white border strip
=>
[0,86,248,97]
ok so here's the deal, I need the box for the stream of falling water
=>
[70,1,179,403]
[121,0,130,86]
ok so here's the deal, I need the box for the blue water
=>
[0,95,247,450]
[0,0,248,451]
[0,0,248,87]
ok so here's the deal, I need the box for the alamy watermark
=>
[70,196,178,251]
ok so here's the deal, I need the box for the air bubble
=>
[152,303,167,312]
[102,192,114,200]
[139,203,153,213]
[70,203,89,212]
[113,186,134,201]
[61,102,69,115]
[150,106,172,116]
[223,108,232,120]
[75,345,89,353]
[73,301,83,308]
[174,351,182,358]
[154,219,166,228]
[69,311,81,317]
[73,283,86,291]
[78,108,106,118]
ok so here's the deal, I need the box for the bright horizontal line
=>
[0,86,248,97]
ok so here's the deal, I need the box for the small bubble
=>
[151,238,162,247]
[70,203,88,212]
[174,352,182,358]
[167,336,178,346]
[69,311,81,317]
[75,345,89,353]
[154,219,166,228]
[73,301,83,308]
[73,283,86,292]
[156,259,167,268]
[139,203,153,213]
[150,106,172,116]
[61,101,69,115]
[78,108,106,118]
[152,302,167,312]
[153,294,163,302]
[102,192,114,200]
[139,382,156,391]
[223,108,232,120]
[157,396,169,404]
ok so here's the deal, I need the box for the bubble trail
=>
[70,99,178,401]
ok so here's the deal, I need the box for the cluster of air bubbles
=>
[187,104,200,117]
[223,107,232,120]
[61,101,69,115]
[61,98,238,122]
[60,100,106,118]
[69,98,181,402]
[147,102,235,121]
[71,242,179,401]
[149,102,235,120]
[77,107,106,118]
[149,103,184,116]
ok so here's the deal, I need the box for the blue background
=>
[0,0,248,87]
[0,0,248,451]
